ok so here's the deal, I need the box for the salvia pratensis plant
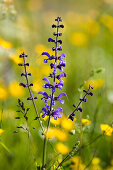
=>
[17,17,94,169]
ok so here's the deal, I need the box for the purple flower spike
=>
[42,52,50,58]
[19,83,26,88]
[38,91,50,103]
[52,108,62,120]
[57,93,67,104]
[48,38,55,43]
[42,78,52,89]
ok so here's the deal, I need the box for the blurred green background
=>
[0,0,113,169]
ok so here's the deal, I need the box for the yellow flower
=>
[0,86,8,100]
[41,65,51,76]
[31,81,43,92]
[70,32,88,46]
[35,44,54,56]
[56,142,70,155]
[82,119,91,126]
[100,14,113,33]
[61,116,75,131]
[50,117,61,125]
[92,157,100,165]
[9,81,25,98]
[85,79,104,90]
[9,54,23,64]
[0,38,12,49]
[70,156,85,170]
[100,124,113,136]
[0,129,4,136]
[84,19,100,36]
[40,113,48,121]
[45,127,68,141]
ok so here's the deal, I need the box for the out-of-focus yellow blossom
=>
[31,81,43,92]
[100,124,113,136]
[70,32,88,46]
[61,116,75,131]
[82,119,91,126]
[41,65,51,76]
[85,79,104,90]
[9,54,23,64]
[9,81,25,98]
[84,19,100,36]
[50,117,61,125]
[70,156,85,170]
[45,127,68,141]
[0,129,4,136]
[91,165,102,170]
[104,0,113,4]
[35,44,54,56]
[56,142,70,155]
[0,86,8,100]
[100,14,113,33]
[40,113,48,121]
[29,66,41,80]
[0,38,12,49]
[92,157,100,165]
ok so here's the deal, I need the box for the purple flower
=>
[42,78,52,89]
[38,91,50,103]
[41,104,50,118]
[55,93,67,104]
[52,108,62,120]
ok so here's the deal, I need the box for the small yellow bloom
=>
[0,38,12,49]
[0,86,8,100]
[51,117,61,125]
[85,79,104,90]
[56,142,70,155]
[9,54,23,64]
[70,32,88,46]
[45,127,68,141]
[31,81,43,92]
[100,124,113,136]
[9,81,25,98]
[70,156,85,170]
[40,113,48,121]
[82,119,91,126]
[0,129,4,136]
[92,157,100,165]
[61,116,74,131]
[100,14,113,33]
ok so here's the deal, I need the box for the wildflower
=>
[0,86,8,100]
[92,157,100,165]
[61,116,74,131]
[85,79,104,90]
[0,38,12,49]
[70,156,85,170]
[69,85,94,121]
[9,81,25,98]
[100,124,113,136]
[82,118,91,126]
[0,129,4,136]
[56,142,70,154]
[70,32,88,46]
[100,14,113,33]
[38,16,66,120]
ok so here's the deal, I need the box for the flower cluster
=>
[69,85,94,121]
[38,17,67,120]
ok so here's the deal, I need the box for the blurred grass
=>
[0,0,113,169]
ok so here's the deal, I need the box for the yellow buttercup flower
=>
[70,156,85,170]
[0,38,12,49]
[45,127,68,141]
[100,14,113,33]
[40,113,48,121]
[85,79,104,90]
[56,142,70,155]
[0,129,4,136]
[9,81,25,98]
[9,54,23,64]
[70,32,88,46]
[100,124,113,136]
[50,116,61,125]
[84,19,100,36]
[0,86,8,100]
[82,119,91,126]
[92,157,100,165]
[61,116,75,131]
[31,81,43,92]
